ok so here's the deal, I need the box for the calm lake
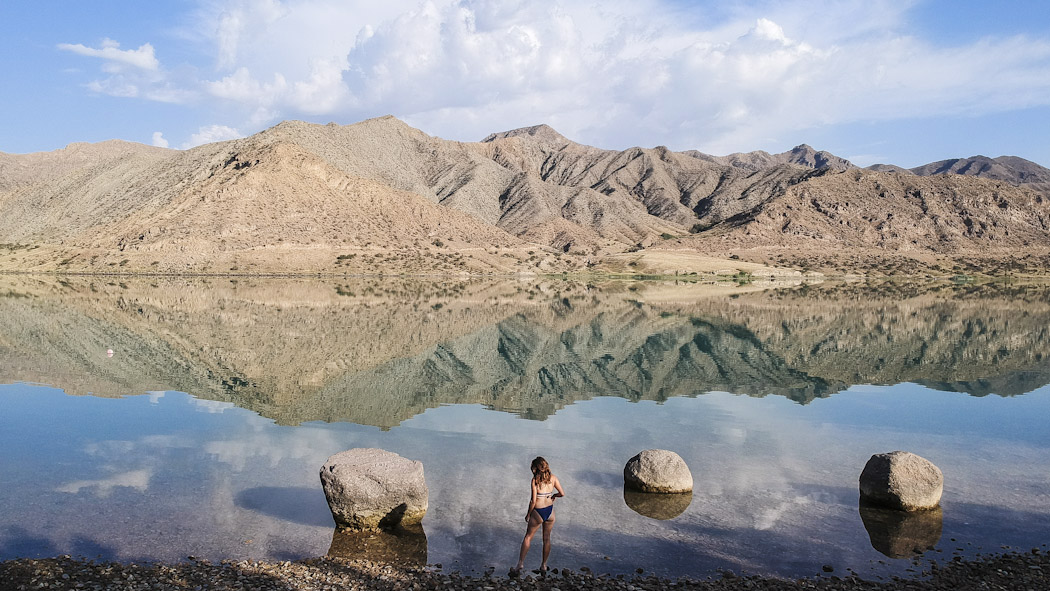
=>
[1,276,1049,580]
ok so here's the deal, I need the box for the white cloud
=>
[183,124,243,148]
[189,396,237,412]
[208,67,286,102]
[151,132,170,148]
[86,77,139,98]
[57,38,160,71]
[59,36,201,106]
[182,0,1050,155]
[58,1,1050,158]
[56,468,151,497]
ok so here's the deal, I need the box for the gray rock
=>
[859,451,943,511]
[623,449,693,493]
[320,448,428,530]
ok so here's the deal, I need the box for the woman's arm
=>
[553,475,565,499]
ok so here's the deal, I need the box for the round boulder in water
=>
[320,448,429,531]
[624,449,693,493]
[859,451,943,511]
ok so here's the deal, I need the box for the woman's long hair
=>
[531,456,551,485]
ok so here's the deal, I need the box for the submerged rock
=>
[623,487,692,519]
[320,448,428,531]
[860,503,943,558]
[328,523,428,565]
[859,451,943,511]
[624,449,693,493]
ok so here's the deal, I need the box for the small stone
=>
[821,565,834,573]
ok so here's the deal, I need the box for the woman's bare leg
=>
[540,515,555,570]
[516,513,542,570]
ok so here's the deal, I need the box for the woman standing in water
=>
[514,457,565,575]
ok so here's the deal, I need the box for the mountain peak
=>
[783,144,852,170]
[482,124,572,147]
[909,154,1050,184]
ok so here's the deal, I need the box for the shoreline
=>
[4,269,1050,285]
[1,550,1047,591]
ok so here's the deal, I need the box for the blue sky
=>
[2,0,1049,167]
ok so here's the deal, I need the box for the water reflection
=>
[1,277,1049,428]
[3,277,1050,578]
[623,489,692,520]
[2,378,1050,579]
[327,525,427,565]
[859,504,943,559]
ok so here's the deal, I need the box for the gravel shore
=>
[2,550,1047,591]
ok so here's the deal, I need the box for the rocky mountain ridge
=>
[2,116,1049,275]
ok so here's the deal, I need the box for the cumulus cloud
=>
[151,131,169,148]
[57,38,160,70]
[183,124,243,148]
[59,0,1050,157]
[171,0,1050,155]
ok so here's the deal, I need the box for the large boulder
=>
[623,449,693,493]
[859,451,943,511]
[320,448,428,531]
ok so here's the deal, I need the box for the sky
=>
[2,0,1050,167]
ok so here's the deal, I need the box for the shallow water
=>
[1,277,1049,579]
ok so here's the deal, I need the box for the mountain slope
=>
[0,140,172,193]
[682,168,1050,264]
[0,123,532,274]
[2,117,1050,275]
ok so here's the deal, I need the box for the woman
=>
[514,456,565,575]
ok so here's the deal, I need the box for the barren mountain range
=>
[2,277,1048,427]
[2,116,1049,276]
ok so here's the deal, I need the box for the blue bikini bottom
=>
[534,505,553,522]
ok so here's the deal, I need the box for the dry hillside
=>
[2,116,1050,276]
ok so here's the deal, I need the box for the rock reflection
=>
[859,503,943,558]
[327,524,427,565]
[623,488,692,520]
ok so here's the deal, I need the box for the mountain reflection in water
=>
[2,276,1050,578]
[1,277,1049,427]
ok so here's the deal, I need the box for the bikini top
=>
[536,490,556,498]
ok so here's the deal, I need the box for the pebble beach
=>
[2,550,1047,591]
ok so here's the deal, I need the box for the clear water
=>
[1,277,1048,580]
